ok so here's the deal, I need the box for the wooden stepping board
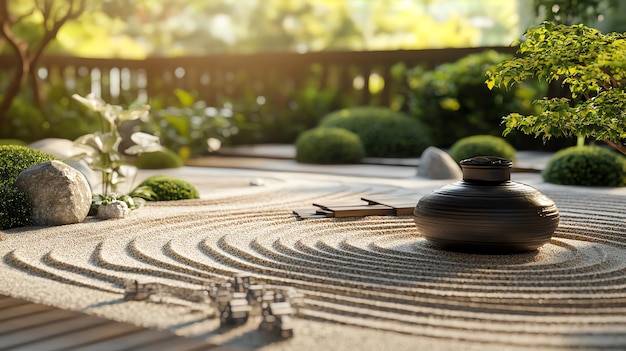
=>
[361,195,418,216]
[293,195,418,219]
[0,295,213,351]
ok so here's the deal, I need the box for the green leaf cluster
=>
[486,22,626,148]
[146,89,235,158]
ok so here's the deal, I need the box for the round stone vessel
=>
[414,156,559,253]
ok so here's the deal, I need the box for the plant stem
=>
[577,135,585,147]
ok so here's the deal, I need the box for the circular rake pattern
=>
[4,177,626,350]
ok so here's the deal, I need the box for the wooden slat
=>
[0,303,54,322]
[0,309,77,334]
[326,204,395,218]
[70,329,177,351]
[361,195,418,216]
[0,295,214,351]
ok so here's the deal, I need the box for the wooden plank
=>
[328,204,395,218]
[0,309,76,335]
[312,201,367,211]
[9,323,145,351]
[292,208,331,219]
[361,195,417,216]
[0,314,106,350]
[0,296,27,308]
[70,329,178,351]
[0,303,54,322]
[0,295,214,351]
[128,336,214,351]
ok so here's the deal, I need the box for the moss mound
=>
[319,106,431,158]
[295,127,365,164]
[0,145,57,229]
[448,135,517,164]
[134,148,183,169]
[133,175,200,201]
[542,146,626,186]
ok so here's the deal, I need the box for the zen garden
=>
[1,0,626,350]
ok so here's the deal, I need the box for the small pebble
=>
[249,178,265,186]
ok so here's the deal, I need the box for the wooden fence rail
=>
[0,46,515,108]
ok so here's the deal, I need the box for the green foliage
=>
[132,175,200,201]
[319,106,431,158]
[448,135,517,164]
[91,192,144,213]
[542,146,626,186]
[0,139,26,146]
[227,71,341,146]
[405,50,545,148]
[46,0,519,58]
[486,22,626,151]
[0,72,102,142]
[146,89,235,157]
[0,145,57,229]
[295,127,364,164]
[0,145,58,183]
[533,0,618,25]
[134,149,183,169]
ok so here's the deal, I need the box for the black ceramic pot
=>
[413,156,559,254]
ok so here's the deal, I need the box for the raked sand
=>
[2,167,626,350]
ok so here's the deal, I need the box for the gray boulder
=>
[417,146,462,180]
[16,160,92,226]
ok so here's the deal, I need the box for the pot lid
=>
[460,156,512,182]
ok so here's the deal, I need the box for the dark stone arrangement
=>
[123,273,300,339]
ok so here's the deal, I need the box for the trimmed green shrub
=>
[0,145,57,229]
[132,175,200,201]
[542,146,626,187]
[448,135,517,164]
[319,106,431,158]
[134,149,183,169]
[405,50,548,149]
[295,127,365,164]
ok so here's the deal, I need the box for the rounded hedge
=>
[319,106,431,158]
[133,175,200,201]
[542,146,626,187]
[448,135,517,164]
[295,127,365,164]
[134,148,183,169]
[0,145,57,229]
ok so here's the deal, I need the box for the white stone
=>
[16,160,92,226]
[417,146,463,180]
[97,201,130,219]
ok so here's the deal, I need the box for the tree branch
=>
[604,139,626,155]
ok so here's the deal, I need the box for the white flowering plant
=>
[71,94,164,199]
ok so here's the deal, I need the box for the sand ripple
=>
[3,176,626,349]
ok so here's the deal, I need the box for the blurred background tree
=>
[1,0,623,147]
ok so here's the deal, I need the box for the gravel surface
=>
[2,167,626,350]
